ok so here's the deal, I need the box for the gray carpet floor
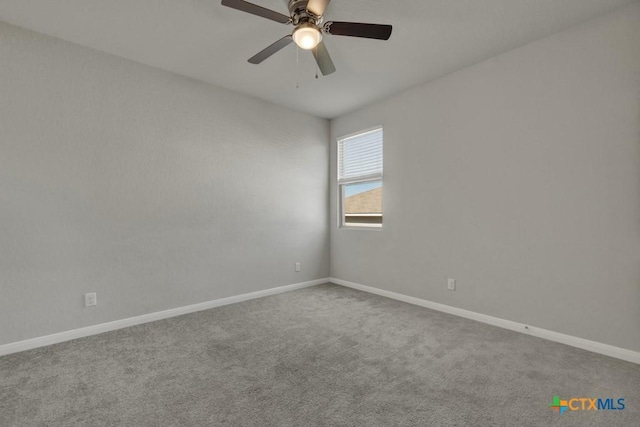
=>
[1,283,639,426]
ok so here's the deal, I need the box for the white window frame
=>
[337,126,383,230]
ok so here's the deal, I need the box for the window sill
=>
[339,224,383,231]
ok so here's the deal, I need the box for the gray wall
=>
[0,22,329,345]
[330,3,640,352]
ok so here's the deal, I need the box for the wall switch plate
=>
[85,292,97,307]
[447,278,456,291]
[295,262,301,272]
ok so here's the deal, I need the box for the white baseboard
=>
[330,277,640,365]
[0,278,329,357]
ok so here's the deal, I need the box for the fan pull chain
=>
[296,46,300,89]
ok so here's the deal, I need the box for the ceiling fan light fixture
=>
[292,24,322,50]
[220,0,392,76]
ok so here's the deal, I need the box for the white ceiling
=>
[0,0,635,118]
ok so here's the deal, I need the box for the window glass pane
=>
[338,128,383,182]
[343,180,383,226]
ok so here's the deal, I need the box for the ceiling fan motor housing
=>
[288,0,323,26]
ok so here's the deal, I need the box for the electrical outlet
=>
[447,278,456,291]
[295,262,301,272]
[84,292,97,307]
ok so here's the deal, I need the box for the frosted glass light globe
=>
[293,25,322,50]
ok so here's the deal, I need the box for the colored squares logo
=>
[550,396,569,414]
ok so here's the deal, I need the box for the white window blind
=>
[338,128,383,184]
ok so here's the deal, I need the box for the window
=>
[338,127,383,228]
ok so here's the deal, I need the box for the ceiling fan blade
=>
[248,35,293,64]
[325,21,392,40]
[221,0,290,24]
[307,0,331,16]
[312,41,336,76]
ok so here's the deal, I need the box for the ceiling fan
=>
[221,0,392,76]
